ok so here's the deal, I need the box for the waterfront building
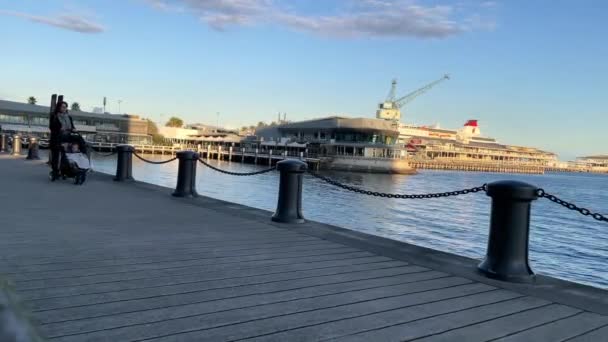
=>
[575,155,608,171]
[398,120,557,166]
[158,125,243,146]
[256,117,414,173]
[0,99,151,144]
[257,116,402,156]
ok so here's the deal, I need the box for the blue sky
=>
[1,0,606,159]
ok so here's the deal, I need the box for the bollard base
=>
[114,177,135,182]
[477,261,535,283]
[172,191,199,198]
[271,215,305,224]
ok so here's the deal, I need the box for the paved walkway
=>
[0,154,607,341]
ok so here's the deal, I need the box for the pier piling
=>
[114,145,134,182]
[11,135,21,156]
[272,159,307,224]
[0,134,6,152]
[478,180,538,282]
[172,150,199,198]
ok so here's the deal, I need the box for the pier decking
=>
[0,154,607,341]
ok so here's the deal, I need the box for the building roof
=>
[579,155,608,160]
[0,99,146,122]
[278,116,398,134]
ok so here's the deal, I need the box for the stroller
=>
[49,133,91,185]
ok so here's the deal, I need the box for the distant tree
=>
[256,121,267,128]
[165,116,184,128]
[146,119,167,145]
[27,96,37,105]
[147,119,159,135]
[249,125,256,131]
[71,102,81,111]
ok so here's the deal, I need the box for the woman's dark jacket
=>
[49,113,75,146]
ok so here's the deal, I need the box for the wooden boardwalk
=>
[0,154,607,341]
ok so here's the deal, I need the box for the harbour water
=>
[90,154,608,289]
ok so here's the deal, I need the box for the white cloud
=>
[147,0,489,38]
[0,10,104,33]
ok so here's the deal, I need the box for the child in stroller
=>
[49,133,91,185]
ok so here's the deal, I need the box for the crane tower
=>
[376,74,450,122]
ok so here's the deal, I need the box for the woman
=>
[49,101,75,180]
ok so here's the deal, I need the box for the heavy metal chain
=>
[133,152,177,164]
[198,158,276,176]
[308,172,487,199]
[537,189,608,223]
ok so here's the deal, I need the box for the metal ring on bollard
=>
[478,180,538,283]
[114,145,134,182]
[172,150,199,198]
[272,159,307,224]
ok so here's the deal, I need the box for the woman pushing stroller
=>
[49,101,88,182]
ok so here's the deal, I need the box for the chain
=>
[133,152,177,164]
[536,189,608,223]
[198,158,276,176]
[308,172,486,199]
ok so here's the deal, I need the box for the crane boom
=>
[386,79,397,102]
[394,74,449,108]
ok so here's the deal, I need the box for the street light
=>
[216,112,220,131]
[118,100,123,114]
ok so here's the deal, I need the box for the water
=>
[90,154,608,289]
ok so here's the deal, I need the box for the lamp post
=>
[216,112,220,131]
[118,100,123,114]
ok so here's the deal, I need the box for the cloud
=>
[0,10,104,33]
[147,0,488,38]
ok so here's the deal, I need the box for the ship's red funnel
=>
[464,120,478,127]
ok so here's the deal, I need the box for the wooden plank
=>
[28,264,428,312]
[564,325,608,342]
[1,239,336,273]
[17,251,377,290]
[41,272,455,340]
[328,296,551,342]
[493,312,608,342]
[0,236,324,264]
[20,260,407,301]
[12,246,360,281]
[123,283,499,342]
[411,304,580,342]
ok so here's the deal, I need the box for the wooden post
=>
[269,149,273,166]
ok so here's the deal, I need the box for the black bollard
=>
[172,150,199,198]
[26,137,40,160]
[11,135,21,156]
[272,159,307,224]
[114,145,134,182]
[478,180,538,282]
[0,134,5,152]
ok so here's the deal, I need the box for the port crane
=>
[376,74,450,122]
